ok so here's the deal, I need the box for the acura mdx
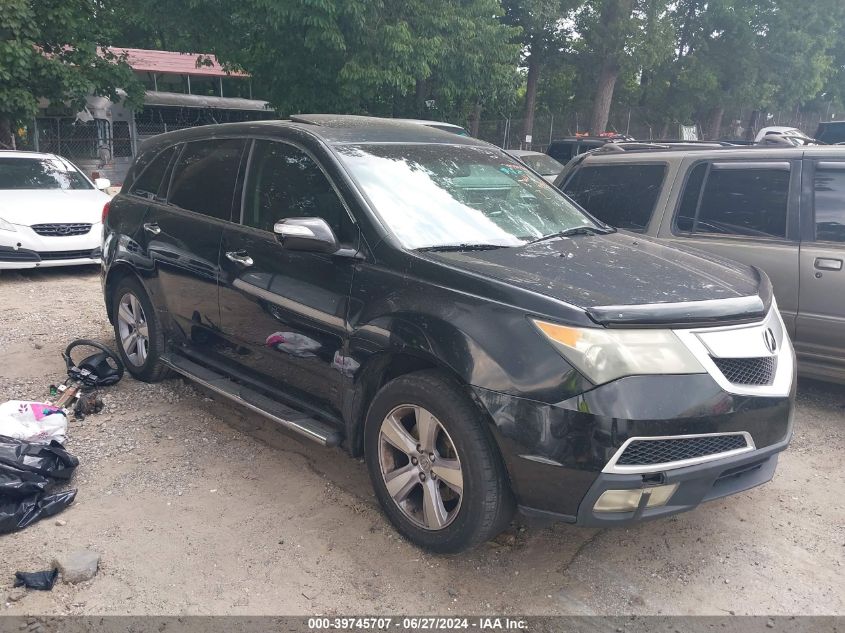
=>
[102,115,795,552]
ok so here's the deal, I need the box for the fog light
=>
[594,484,679,513]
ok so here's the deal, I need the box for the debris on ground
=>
[13,569,58,591]
[51,550,100,584]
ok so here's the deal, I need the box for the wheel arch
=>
[104,262,143,324]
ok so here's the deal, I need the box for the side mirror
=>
[94,177,111,191]
[273,217,339,254]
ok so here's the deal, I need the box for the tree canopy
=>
[4,0,845,146]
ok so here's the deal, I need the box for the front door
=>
[218,139,360,417]
[797,160,845,374]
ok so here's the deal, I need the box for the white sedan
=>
[0,151,111,270]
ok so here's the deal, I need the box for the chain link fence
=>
[476,104,837,150]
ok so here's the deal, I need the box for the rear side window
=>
[129,146,177,201]
[563,163,667,232]
[242,140,354,243]
[813,164,845,242]
[547,143,574,163]
[168,139,246,220]
[675,163,790,239]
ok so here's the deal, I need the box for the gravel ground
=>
[0,266,843,616]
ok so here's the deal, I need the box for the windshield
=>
[519,153,565,175]
[0,156,93,190]
[335,144,596,249]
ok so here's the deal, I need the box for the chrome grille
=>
[711,356,776,386]
[31,223,92,237]
[616,435,749,467]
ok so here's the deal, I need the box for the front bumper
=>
[473,371,795,523]
[0,225,102,269]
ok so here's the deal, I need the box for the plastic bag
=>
[14,568,59,590]
[0,401,68,444]
[0,490,77,534]
[0,435,78,534]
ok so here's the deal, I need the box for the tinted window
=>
[0,157,92,190]
[563,164,666,232]
[676,164,789,238]
[814,166,845,242]
[169,139,245,220]
[130,146,177,200]
[243,141,353,242]
[547,142,574,163]
[675,163,708,230]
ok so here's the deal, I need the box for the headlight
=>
[532,319,705,385]
[0,217,16,232]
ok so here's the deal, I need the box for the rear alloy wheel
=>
[110,276,169,382]
[116,292,149,367]
[378,405,464,530]
[365,370,514,553]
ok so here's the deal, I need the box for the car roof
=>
[137,115,487,149]
[575,145,845,164]
[0,150,61,160]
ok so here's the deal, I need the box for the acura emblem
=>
[763,328,777,354]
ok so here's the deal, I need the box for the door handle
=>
[143,222,161,235]
[225,250,254,267]
[814,257,843,271]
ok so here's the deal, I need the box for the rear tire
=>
[364,370,514,553]
[110,275,169,382]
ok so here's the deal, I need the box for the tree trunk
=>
[0,117,15,150]
[705,105,724,140]
[468,102,482,137]
[521,49,541,148]
[589,61,620,135]
[746,110,761,141]
[415,79,427,118]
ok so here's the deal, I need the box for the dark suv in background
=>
[102,116,795,552]
[557,145,845,383]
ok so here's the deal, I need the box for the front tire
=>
[110,276,169,382]
[364,370,514,553]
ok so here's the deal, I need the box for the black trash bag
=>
[0,489,77,534]
[14,568,59,590]
[0,435,79,480]
[0,469,51,498]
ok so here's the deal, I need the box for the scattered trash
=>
[51,339,124,420]
[0,401,68,444]
[13,568,58,591]
[0,435,78,534]
[52,550,100,584]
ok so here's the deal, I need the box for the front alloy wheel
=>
[116,291,149,367]
[378,405,464,530]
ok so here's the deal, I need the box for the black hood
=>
[422,232,771,326]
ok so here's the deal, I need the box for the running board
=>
[160,352,343,448]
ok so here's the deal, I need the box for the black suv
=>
[102,115,795,552]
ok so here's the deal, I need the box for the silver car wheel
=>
[116,292,149,367]
[378,404,464,531]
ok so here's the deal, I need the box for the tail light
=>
[102,200,111,224]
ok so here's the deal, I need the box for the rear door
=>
[217,138,360,418]
[144,137,247,345]
[796,160,845,375]
[660,159,801,336]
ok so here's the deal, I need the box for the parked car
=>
[546,134,633,164]
[556,144,845,383]
[0,151,111,270]
[102,117,795,552]
[815,120,845,144]
[507,150,565,181]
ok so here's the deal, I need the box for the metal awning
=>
[143,91,271,111]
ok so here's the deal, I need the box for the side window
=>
[168,139,246,220]
[129,145,177,201]
[242,140,354,243]
[675,163,708,232]
[675,164,790,239]
[563,163,666,232]
[813,164,845,243]
[547,143,573,163]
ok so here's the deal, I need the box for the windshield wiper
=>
[417,243,512,252]
[526,225,614,245]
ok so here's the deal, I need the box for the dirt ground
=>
[0,266,843,616]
